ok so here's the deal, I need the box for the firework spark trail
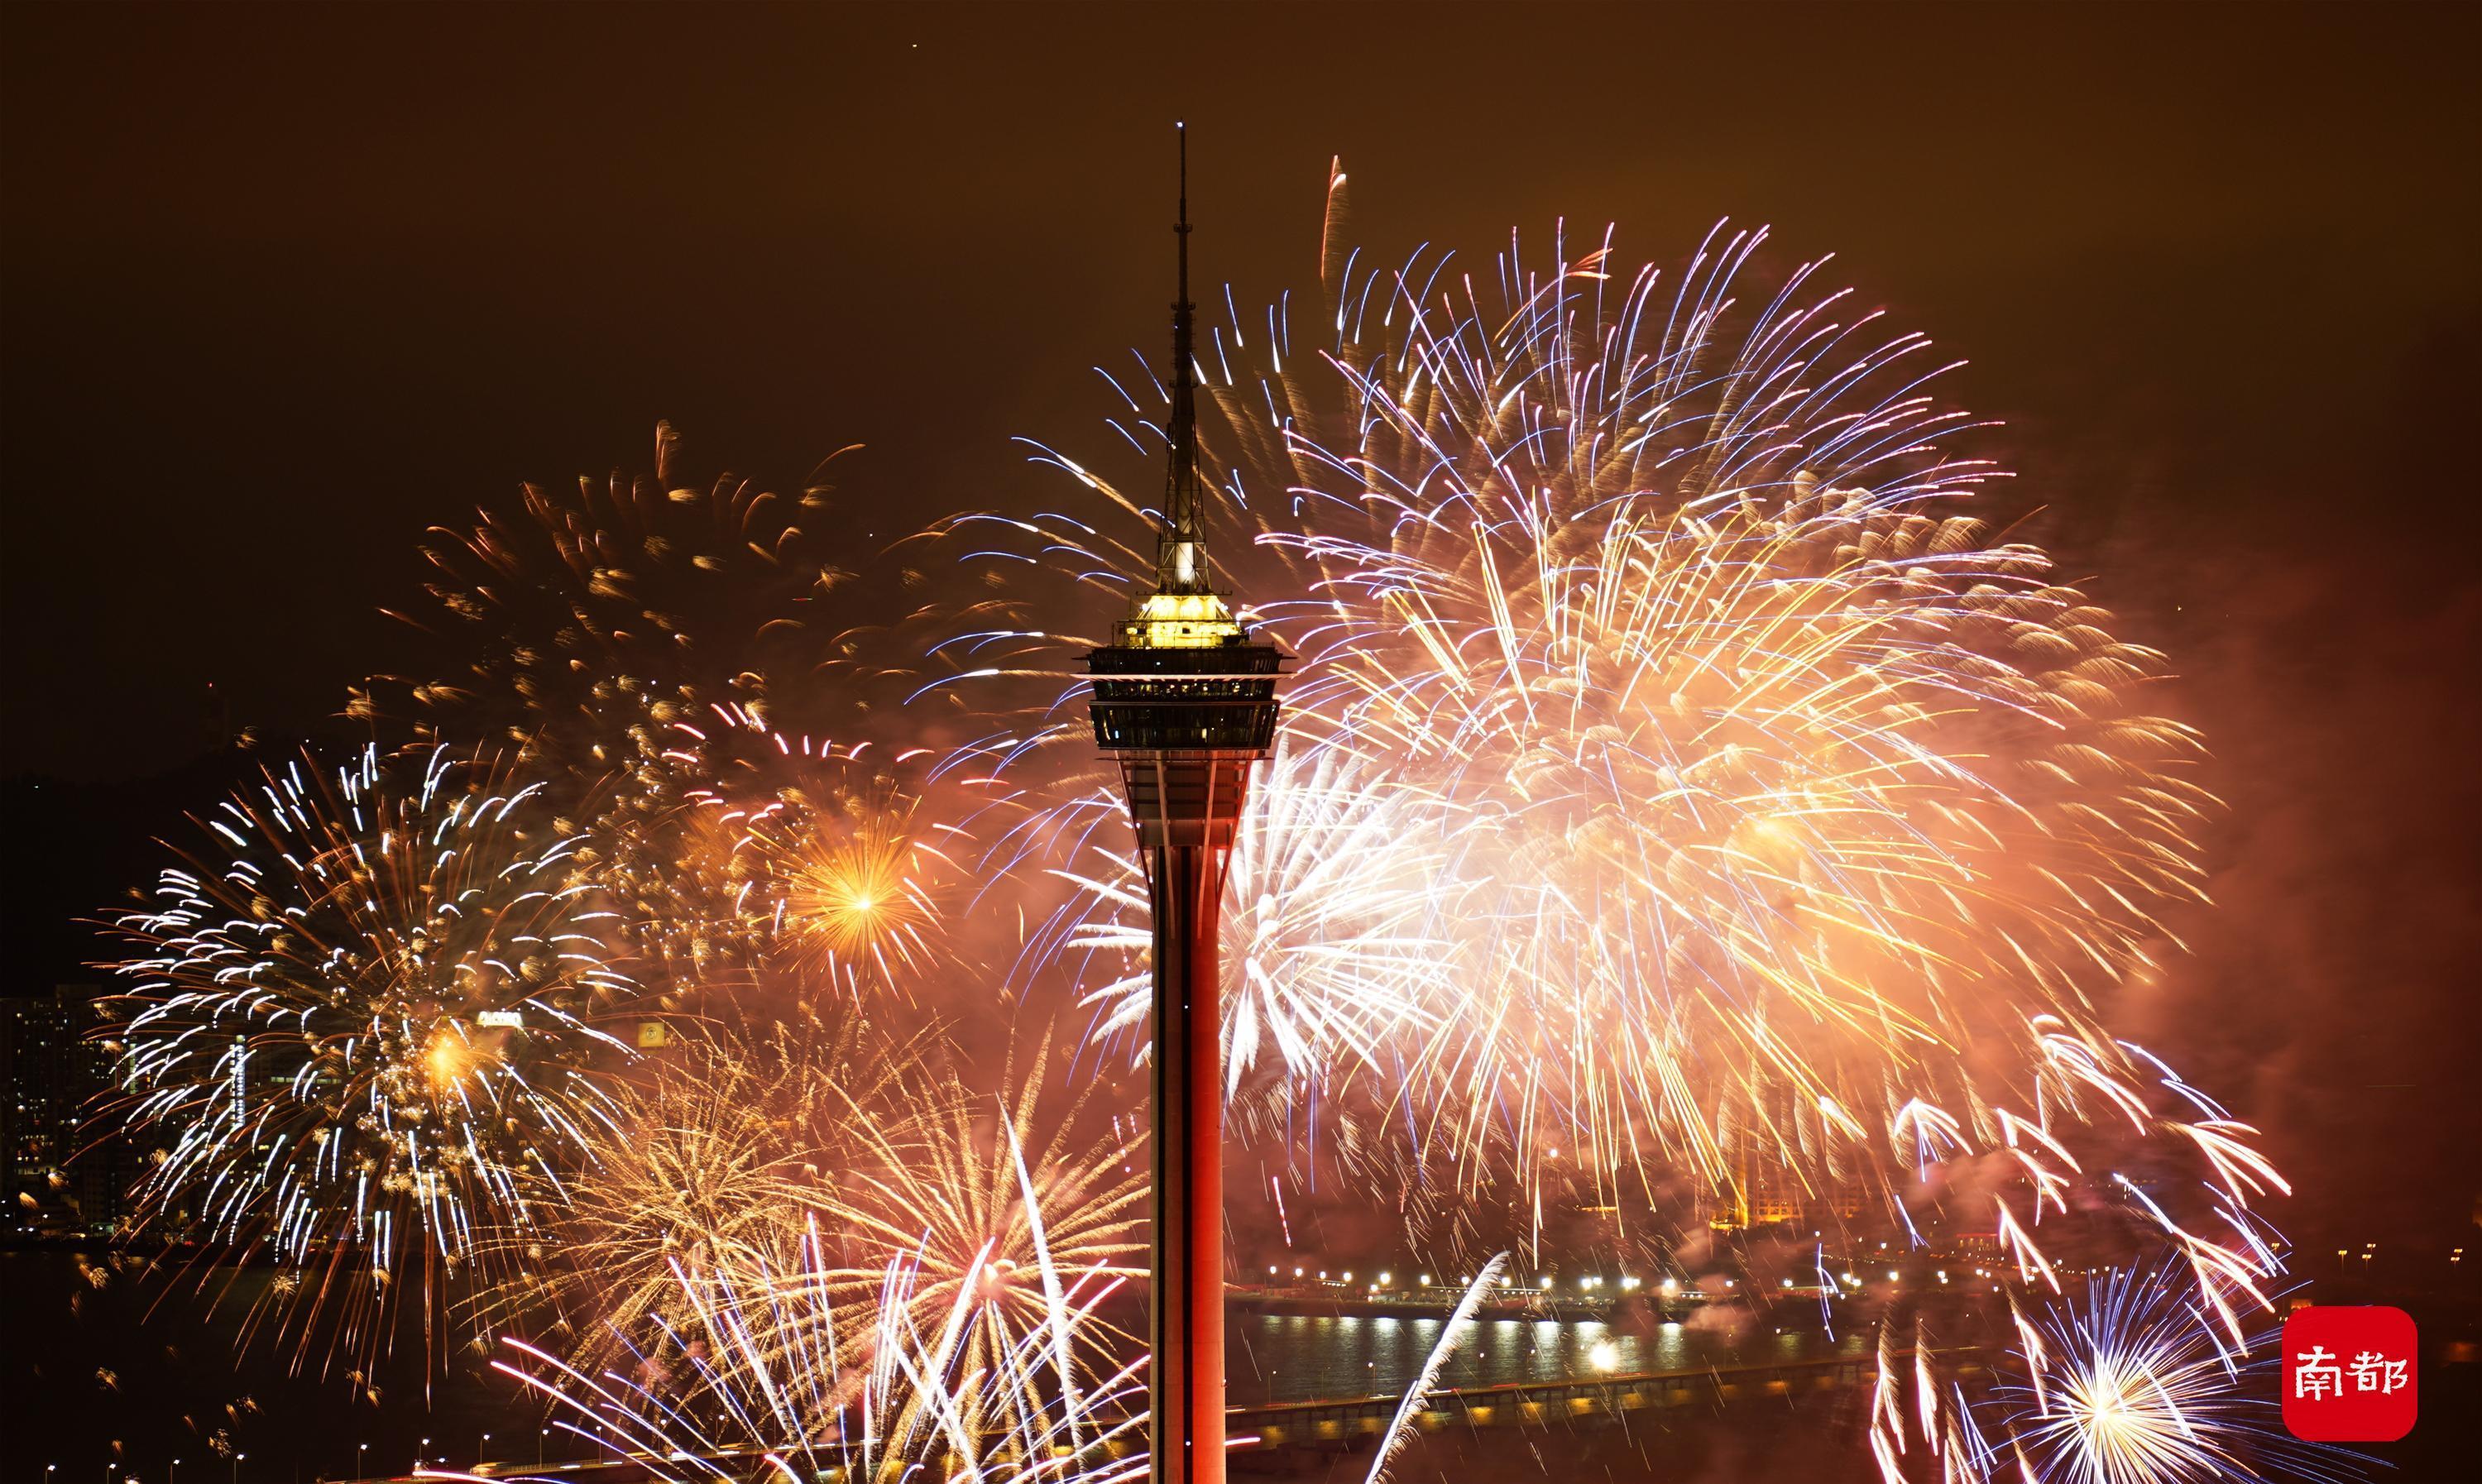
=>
[1035,742,1465,1099]
[488,1134,1148,1482]
[1364,1252,1510,1484]
[98,744,644,1368]
[805,1043,1147,1395]
[470,1015,930,1370]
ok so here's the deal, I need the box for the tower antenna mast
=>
[1160,122,1205,594]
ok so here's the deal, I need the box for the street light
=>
[232,1455,243,1484]
[538,1431,549,1469]
[171,1460,181,1484]
[478,1436,491,1467]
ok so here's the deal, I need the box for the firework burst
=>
[1869,1264,2356,1484]
[807,1043,1147,1392]
[375,423,921,760]
[699,731,972,1005]
[1033,743,1463,1100]
[958,206,2224,1211]
[368,425,958,993]
[472,1018,867,1362]
[98,744,643,1366]
[487,1111,1147,1482]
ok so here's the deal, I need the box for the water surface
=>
[1229,1308,1869,1405]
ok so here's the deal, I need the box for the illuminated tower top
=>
[1118,122,1244,651]
[1088,124,1282,810]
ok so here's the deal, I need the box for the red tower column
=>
[1111,753,1261,1484]
[1148,836,1227,1484]
[1178,846,1225,1484]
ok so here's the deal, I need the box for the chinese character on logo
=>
[2283,1307,2417,1442]
[2347,1350,2409,1394]
[2293,1344,2342,1400]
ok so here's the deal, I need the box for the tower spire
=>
[1160,122,1205,596]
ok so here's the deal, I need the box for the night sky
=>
[5,0,2475,1270]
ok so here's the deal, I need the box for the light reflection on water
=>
[1226,1311,1870,1405]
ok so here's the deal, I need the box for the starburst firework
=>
[948,199,2281,1295]
[807,1045,1146,1391]
[1036,744,1461,1099]
[1868,1264,2356,1484]
[98,744,642,1365]
[487,1118,1146,1482]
